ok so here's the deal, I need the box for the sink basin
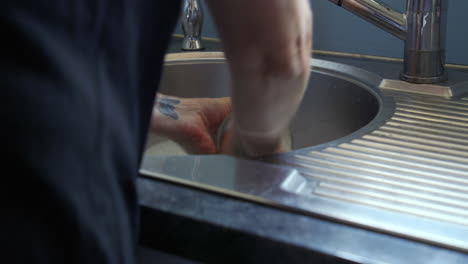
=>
[145,52,384,155]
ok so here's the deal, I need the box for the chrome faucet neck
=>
[330,0,448,84]
[401,0,447,83]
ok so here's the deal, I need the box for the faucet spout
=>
[330,0,407,40]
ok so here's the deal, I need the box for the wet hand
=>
[150,94,232,154]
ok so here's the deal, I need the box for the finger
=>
[180,130,218,155]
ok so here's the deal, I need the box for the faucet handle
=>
[181,0,204,51]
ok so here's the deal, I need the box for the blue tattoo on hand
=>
[158,98,180,120]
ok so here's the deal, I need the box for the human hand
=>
[150,94,232,154]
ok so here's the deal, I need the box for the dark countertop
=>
[138,37,468,263]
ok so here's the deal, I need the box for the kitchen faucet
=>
[329,0,447,84]
[181,0,448,84]
[181,0,204,51]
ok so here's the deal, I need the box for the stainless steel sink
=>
[142,52,468,254]
[146,52,388,155]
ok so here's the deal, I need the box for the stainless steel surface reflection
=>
[142,52,468,254]
[141,155,304,201]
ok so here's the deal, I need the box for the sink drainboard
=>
[279,91,468,252]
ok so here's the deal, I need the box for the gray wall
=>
[176,0,468,65]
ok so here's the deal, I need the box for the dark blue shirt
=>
[0,1,181,263]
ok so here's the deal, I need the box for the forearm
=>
[206,0,312,155]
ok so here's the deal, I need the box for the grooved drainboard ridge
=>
[283,93,468,250]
